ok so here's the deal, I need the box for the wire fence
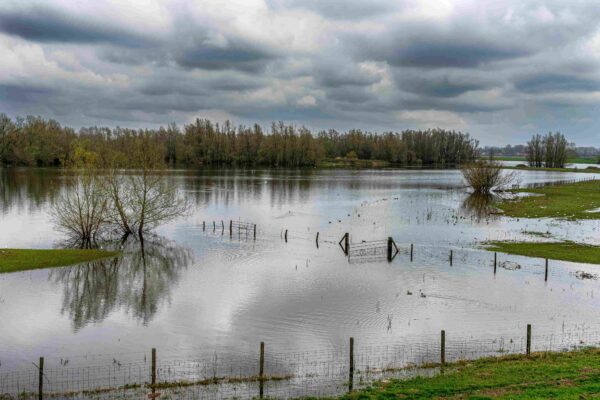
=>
[2,327,600,400]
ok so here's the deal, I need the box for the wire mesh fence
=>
[2,327,600,400]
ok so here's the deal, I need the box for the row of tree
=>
[526,132,570,168]
[0,114,479,168]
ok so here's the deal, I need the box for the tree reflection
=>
[50,235,193,330]
[461,192,501,221]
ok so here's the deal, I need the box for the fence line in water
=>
[1,326,599,400]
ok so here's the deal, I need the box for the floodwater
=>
[1,168,600,394]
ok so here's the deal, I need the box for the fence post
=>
[348,337,354,392]
[203,221,205,231]
[254,224,257,240]
[38,357,44,400]
[387,237,393,262]
[229,220,233,237]
[545,259,548,281]
[213,221,216,232]
[441,330,446,367]
[151,348,156,392]
[345,233,350,255]
[410,244,414,262]
[284,229,288,242]
[316,232,319,247]
[449,250,453,266]
[526,324,531,356]
[259,342,265,398]
[494,252,497,274]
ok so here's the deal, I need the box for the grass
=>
[338,348,600,399]
[495,179,600,220]
[485,241,600,265]
[489,155,599,164]
[502,165,600,173]
[0,248,121,274]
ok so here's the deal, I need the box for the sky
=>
[0,0,599,146]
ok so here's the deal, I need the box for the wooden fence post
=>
[213,221,216,232]
[202,221,205,231]
[253,224,256,240]
[449,250,453,266]
[349,337,354,392]
[441,330,446,367]
[316,232,319,247]
[284,229,288,242]
[494,252,497,274]
[345,233,350,255]
[151,348,157,394]
[259,342,265,398]
[387,237,393,262]
[229,220,233,237]
[545,259,548,281]
[526,324,531,356]
[38,357,44,400]
[410,244,414,262]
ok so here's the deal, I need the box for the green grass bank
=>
[0,248,121,274]
[485,241,600,265]
[337,348,600,399]
[496,179,600,220]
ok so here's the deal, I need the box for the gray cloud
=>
[0,6,152,47]
[1,0,600,145]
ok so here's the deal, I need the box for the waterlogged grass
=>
[496,180,600,220]
[485,241,600,265]
[489,155,599,165]
[503,165,600,173]
[339,349,600,399]
[0,248,121,274]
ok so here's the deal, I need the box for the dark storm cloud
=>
[515,74,600,94]
[351,31,531,69]
[0,6,152,47]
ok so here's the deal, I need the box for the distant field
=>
[488,155,599,164]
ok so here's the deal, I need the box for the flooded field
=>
[1,168,600,397]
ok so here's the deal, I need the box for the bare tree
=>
[51,174,108,247]
[103,136,189,237]
[462,161,517,194]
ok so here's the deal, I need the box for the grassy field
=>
[490,155,599,164]
[496,180,600,220]
[485,241,600,264]
[339,348,600,399]
[0,248,121,274]
[502,165,600,173]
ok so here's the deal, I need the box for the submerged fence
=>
[2,326,600,400]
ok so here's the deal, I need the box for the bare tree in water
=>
[103,133,189,238]
[462,161,517,194]
[51,174,108,247]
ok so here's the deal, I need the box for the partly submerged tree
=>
[462,161,517,194]
[103,133,189,237]
[51,174,109,247]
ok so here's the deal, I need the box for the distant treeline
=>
[0,114,479,168]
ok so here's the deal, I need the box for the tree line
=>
[0,114,479,168]
[526,132,570,168]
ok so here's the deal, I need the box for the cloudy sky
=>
[0,0,599,145]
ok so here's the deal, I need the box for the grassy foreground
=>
[339,349,600,399]
[485,241,600,265]
[0,248,120,274]
[496,180,600,220]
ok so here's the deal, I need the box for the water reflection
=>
[461,193,501,222]
[49,235,193,330]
